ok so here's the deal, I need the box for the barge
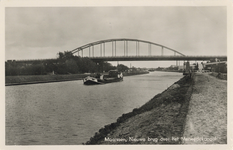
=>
[83,70,123,85]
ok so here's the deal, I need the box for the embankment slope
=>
[85,75,194,144]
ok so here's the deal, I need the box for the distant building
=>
[203,61,227,73]
[170,65,176,68]
[178,65,184,71]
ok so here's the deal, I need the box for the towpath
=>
[182,73,227,144]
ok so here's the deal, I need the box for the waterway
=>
[5,71,183,145]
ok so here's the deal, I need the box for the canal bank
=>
[85,74,194,144]
[5,72,149,86]
[85,72,227,144]
[5,74,87,86]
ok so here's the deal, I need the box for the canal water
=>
[5,71,183,145]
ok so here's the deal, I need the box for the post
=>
[115,41,116,56]
[161,46,164,56]
[124,41,125,56]
[148,43,151,56]
[89,47,91,57]
[148,44,150,56]
[126,41,128,56]
[112,41,114,56]
[100,44,101,57]
[138,42,140,56]
[103,42,105,57]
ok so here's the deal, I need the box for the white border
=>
[1,0,232,150]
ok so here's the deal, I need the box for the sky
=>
[5,6,227,68]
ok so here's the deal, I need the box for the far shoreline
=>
[5,71,150,86]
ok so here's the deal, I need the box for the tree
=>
[65,59,79,74]
[58,51,74,59]
[117,64,129,72]
[103,62,116,72]
[58,52,64,59]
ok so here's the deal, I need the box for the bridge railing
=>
[7,55,227,63]
[88,55,227,58]
[88,55,227,61]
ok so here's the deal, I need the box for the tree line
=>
[5,51,129,76]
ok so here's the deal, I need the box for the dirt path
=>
[182,73,227,144]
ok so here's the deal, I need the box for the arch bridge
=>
[10,38,227,64]
[69,38,226,61]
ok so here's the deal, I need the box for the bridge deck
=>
[7,55,227,63]
[89,55,227,61]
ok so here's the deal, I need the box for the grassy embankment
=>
[5,74,87,86]
[85,74,194,144]
[209,72,227,80]
[5,72,149,86]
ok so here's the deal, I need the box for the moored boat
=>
[83,70,123,85]
[83,76,103,85]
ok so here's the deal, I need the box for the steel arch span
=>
[70,38,186,57]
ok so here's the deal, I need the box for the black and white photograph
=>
[1,0,232,149]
